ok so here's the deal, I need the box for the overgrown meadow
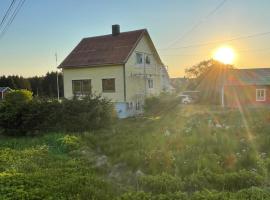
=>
[1,93,270,199]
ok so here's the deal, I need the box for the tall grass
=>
[1,105,270,199]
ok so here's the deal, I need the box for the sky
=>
[0,0,270,78]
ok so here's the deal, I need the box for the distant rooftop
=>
[0,87,11,92]
[226,68,270,86]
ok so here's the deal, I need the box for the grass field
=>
[1,105,270,199]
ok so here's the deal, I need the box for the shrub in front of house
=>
[4,89,33,106]
[61,95,115,132]
[0,90,34,135]
[0,91,115,136]
[144,93,179,115]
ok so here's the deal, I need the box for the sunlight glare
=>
[213,46,235,64]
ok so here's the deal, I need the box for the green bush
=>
[61,96,114,132]
[182,170,264,192]
[221,170,264,191]
[0,143,116,200]
[117,192,187,200]
[0,98,62,135]
[190,187,270,200]
[0,90,34,135]
[57,135,81,152]
[234,187,270,200]
[4,89,33,106]
[144,93,179,115]
[139,173,183,194]
[0,95,115,136]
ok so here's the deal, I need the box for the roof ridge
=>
[82,29,147,40]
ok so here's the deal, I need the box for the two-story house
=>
[59,25,170,118]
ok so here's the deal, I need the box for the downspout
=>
[123,64,127,102]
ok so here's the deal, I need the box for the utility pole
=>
[55,53,60,101]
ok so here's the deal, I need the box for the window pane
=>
[102,79,115,92]
[256,89,266,101]
[148,79,153,88]
[145,55,151,64]
[82,80,91,94]
[136,53,143,64]
[72,80,81,94]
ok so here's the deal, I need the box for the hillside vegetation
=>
[1,104,270,199]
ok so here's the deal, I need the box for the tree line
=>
[0,72,63,98]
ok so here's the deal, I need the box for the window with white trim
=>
[136,53,143,64]
[72,79,91,96]
[256,89,266,101]
[145,55,151,64]
[127,102,133,110]
[148,79,154,89]
[135,101,141,110]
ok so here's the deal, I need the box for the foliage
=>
[185,59,234,104]
[4,89,33,106]
[0,75,31,90]
[1,106,270,199]
[182,170,264,192]
[61,96,115,132]
[139,173,183,194]
[0,143,115,199]
[57,135,81,152]
[144,93,179,115]
[170,78,190,93]
[0,71,64,98]
[117,191,188,200]
[0,95,114,136]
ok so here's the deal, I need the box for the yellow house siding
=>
[63,65,124,102]
[125,35,162,102]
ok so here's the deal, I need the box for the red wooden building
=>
[222,68,270,107]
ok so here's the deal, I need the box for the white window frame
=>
[72,79,91,96]
[145,54,151,65]
[136,52,143,65]
[135,52,152,67]
[126,102,133,110]
[148,79,154,89]
[256,89,266,102]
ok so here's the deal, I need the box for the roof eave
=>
[123,29,164,65]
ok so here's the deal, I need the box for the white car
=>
[178,94,193,104]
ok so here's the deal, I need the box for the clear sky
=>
[0,0,270,78]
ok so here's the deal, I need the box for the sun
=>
[213,46,235,64]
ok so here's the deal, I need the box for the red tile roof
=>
[59,29,147,68]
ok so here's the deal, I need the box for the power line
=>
[161,47,270,57]
[0,0,26,39]
[159,31,270,50]
[165,0,227,49]
[0,0,17,30]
